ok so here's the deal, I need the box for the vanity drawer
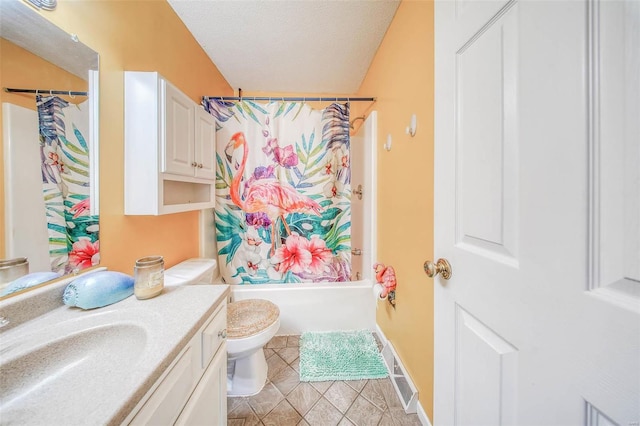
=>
[201,303,227,368]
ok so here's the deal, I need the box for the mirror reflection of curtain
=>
[203,99,352,284]
[36,95,99,274]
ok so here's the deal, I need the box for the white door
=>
[194,107,216,180]
[163,80,195,177]
[434,1,639,425]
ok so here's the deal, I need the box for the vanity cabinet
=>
[124,71,216,215]
[127,300,227,425]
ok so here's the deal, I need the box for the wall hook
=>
[384,134,392,151]
[405,114,417,137]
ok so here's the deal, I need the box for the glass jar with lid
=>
[0,257,29,293]
[134,256,164,300]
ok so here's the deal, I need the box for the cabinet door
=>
[163,80,195,177]
[194,107,216,180]
[176,343,227,426]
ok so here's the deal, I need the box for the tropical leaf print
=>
[37,96,98,274]
[215,206,245,265]
[210,101,351,284]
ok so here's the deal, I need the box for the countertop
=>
[0,284,229,425]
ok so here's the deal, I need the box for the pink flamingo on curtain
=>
[225,132,322,253]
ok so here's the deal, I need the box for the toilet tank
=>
[164,258,218,286]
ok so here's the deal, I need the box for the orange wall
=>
[355,0,435,419]
[39,1,233,274]
[0,38,90,259]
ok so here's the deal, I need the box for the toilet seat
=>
[227,299,279,339]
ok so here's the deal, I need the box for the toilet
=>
[164,258,281,397]
[226,299,280,396]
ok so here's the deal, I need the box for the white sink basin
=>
[1,323,147,416]
[0,307,158,425]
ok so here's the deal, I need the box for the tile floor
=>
[227,334,422,426]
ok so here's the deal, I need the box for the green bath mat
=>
[299,330,388,382]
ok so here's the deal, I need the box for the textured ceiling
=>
[167,0,400,94]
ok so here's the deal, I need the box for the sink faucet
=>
[0,316,10,328]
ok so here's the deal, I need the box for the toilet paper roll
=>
[372,283,384,299]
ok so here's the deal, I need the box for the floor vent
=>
[381,341,419,414]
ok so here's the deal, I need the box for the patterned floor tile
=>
[266,353,289,380]
[230,335,421,426]
[262,399,302,426]
[345,395,384,426]
[271,365,301,396]
[303,397,343,426]
[309,380,334,394]
[291,357,300,373]
[266,335,288,349]
[247,382,284,418]
[228,398,257,419]
[264,348,276,359]
[338,416,355,425]
[344,379,368,393]
[361,379,389,411]
[389,407,422,426]
[277,346,300,364]
[287,382,322,416]
[378,378,404,409]
[324,381,358,414]
[287,335,300,347]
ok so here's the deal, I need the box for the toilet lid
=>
[227,299,280,339]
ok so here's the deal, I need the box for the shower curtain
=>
[37,95,99,274]
[203,98,352,284]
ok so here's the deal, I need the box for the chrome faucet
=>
[0,316,9,328]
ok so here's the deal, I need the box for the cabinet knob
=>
[197,163,203,168]
[218,329,227,339]
[191,162,197,167]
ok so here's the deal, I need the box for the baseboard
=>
[375,323,389,348]
[375,324,432,425]
[416,400,432,426]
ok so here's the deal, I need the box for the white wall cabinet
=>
[127,300,227,425]
[125,71,216,215]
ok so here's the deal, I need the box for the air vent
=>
[381,341,419,413]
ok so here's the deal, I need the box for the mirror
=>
[0,0,99,298]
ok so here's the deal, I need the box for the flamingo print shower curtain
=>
[203,99,352,284]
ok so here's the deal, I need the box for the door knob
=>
[423,258,452,279]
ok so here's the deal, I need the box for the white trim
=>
[375,322,389,348]
[416,400,432,426]
[88,69,100,215]
[587,0,601,291]
[375,323,432,425]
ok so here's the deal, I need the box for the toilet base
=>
[227,349,268,397]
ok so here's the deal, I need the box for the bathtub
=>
[227,279,376,335]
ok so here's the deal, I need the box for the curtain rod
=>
[3,87,88,96]
[205,96,375,102]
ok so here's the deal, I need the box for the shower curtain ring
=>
[49,89,53,96]
[69,90,75,99]
[35,89,39,96]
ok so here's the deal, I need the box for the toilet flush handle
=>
[218,329,227,339]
